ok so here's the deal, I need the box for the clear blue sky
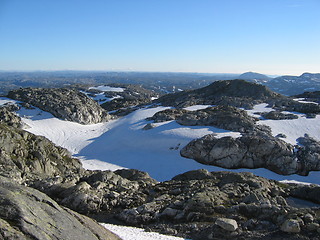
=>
[0,0,319,75]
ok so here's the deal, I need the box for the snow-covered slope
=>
[247,103,320,145]
[2,96,320,184]
[10,103,320,184]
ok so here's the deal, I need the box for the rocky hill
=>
[7,87,112,124]
[156,79,281,109]
[156,79,320,115]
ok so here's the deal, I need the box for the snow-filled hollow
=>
[1,97,320,185]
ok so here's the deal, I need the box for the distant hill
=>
[265,72,320,96]
[238,72,272,82]
[156,79,281,108]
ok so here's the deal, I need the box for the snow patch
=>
[101,223,188,240]
[183,105,212,111]
[89,85,124,92]
[0,97,18,106]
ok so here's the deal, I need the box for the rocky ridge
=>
[8,87,111,124]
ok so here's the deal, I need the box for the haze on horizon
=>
[0,0,319,76]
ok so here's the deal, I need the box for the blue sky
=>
[0,0,319,75]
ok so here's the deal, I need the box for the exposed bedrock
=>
[8,87,111,124]
[181,133,320,176]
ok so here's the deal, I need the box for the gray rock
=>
[176,105,262,133]
[147,109,188,123]
[215,218,238,231]
[181,132,320,176]
[261,111,299,120]
[0,124,82,182]
[180,133,300,175]
[281,219,301,233]
[0,176,121,240]
[0,104,24,128]
[8,87,111,124]
[143,123,155,130]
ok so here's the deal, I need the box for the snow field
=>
[1,96,319,184]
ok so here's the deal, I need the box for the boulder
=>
[281,219,301,233]
[181,133,320,176]
[260,111,298,120]
[215,218,238,231]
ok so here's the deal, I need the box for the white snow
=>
[17,107,110,154]
[293,98,318,105]
[101,223,188,240]
[89,85,124,92]
[183,105,212,111]
[0,97,17,106]
[91,93,122,104]
[258,116,320,145]
[246,103,320,145]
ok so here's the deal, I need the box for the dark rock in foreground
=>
[181,134,320,176]
[0,176,121,240]
[8,87,111,124]
[116,170,320,239]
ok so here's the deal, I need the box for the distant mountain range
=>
[1,70,320,96]
[239,72,320,95]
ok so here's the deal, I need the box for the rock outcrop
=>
[181,133,320,176]
[95,84,157,116]
[8,87,111,124]
[0,176,121,240]
[147,105,271,134]
[260,111,299,120]
[0,104,24,128]
[116,170,320,239]
[0,123,82,182]
[30,169,157,215]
